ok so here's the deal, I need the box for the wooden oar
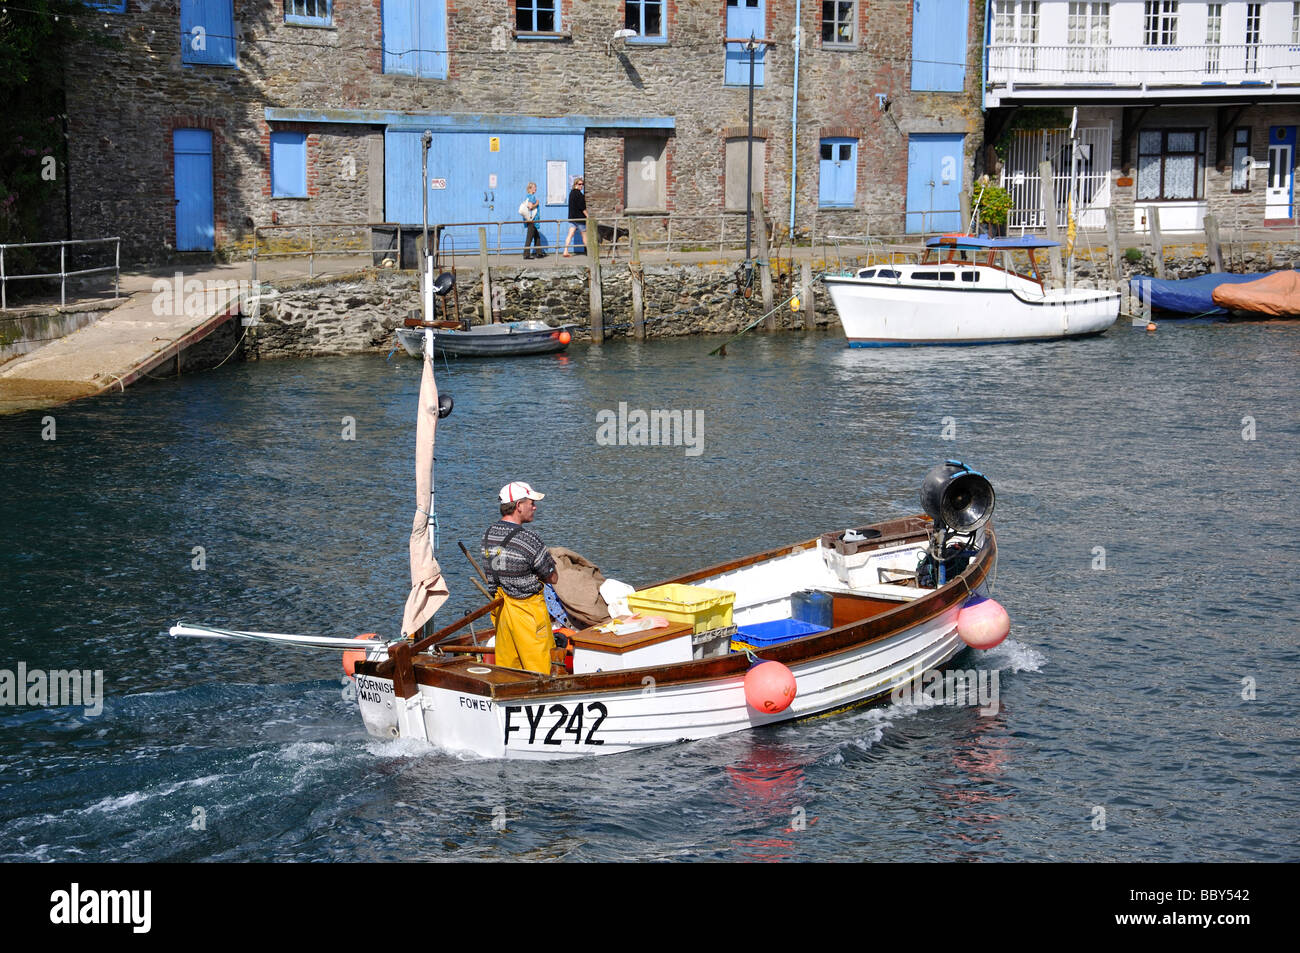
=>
[458,540,490,584]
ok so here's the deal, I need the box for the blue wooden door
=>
[906,134,964,233]
[819,138,857,208]
[385,129,583,252]
[911,0,967,91]
[725,0,765,85]
[174,129,214,251]
[382,0,447,78]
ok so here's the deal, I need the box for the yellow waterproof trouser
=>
[492,588,553,675]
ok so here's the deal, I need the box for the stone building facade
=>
[66,1,987,261]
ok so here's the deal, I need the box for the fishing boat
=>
[172,314,1010,759]
[823,235,1119,346]
[396,318,579,358]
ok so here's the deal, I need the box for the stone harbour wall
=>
[242,261,833,360]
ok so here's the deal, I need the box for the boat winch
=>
[919,460,994,587]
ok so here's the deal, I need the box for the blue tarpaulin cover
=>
[1128,272,1278,316]
[924,234,1062,250]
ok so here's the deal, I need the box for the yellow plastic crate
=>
[626,584,735,634]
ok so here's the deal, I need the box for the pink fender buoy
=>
[343,633,379,678]
[745,661,797,713]
[957,596,1010,649]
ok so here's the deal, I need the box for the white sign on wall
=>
[547,161,568,205]
[429,178,447,190]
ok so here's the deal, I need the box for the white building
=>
[983,1,1300,231]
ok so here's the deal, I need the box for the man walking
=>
[482,481,558,674]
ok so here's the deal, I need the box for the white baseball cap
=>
[499,481,545,504]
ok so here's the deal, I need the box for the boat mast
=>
[1066,108,1079,292]
[421,129,433,324]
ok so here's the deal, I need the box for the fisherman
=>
[483,481,559,675]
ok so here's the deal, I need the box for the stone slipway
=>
[0,267,246,416]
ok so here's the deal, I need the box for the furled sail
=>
[400,337,450,637]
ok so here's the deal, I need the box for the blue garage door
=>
[174,129,215,251]
[385,129,584,252]
[906,134,964,234]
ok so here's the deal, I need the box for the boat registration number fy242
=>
[504,702,608,746]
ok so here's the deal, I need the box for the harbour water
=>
[1,321,1297,862]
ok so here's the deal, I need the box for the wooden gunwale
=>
[391,518,995,702]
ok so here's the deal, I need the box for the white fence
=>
[1000,126,1113,231]
[989,43,1300,88]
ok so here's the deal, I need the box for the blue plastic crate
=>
[733,617,828,649]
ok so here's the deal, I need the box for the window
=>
[1137,129,1205,201]
[993,1,1039,71]
[725,137,766,211]
[1066,3,1109,73]
[625,1,665,40]
[1245,3,1261,73]
[181,0,237,67]
[1143,1,1178,46]
[822,2,855,46]
[1206,4,1221,72]
[1293,2,1300,45]
[516,0,558,34]
[1232,128,1251,192]
[383,1,448,78]
[725,0,766,86]
[270,132,307,198]
[625,136,667,210]
[286,1,331,26]
[818,138,858,208]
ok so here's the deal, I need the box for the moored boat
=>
[1129,271,1279,317]
[396,319,578,358]
[823,235,1119,346]
[1210,270,1300,317]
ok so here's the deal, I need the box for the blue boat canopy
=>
[925,235,1062,250]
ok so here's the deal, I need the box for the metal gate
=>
[1000,125,1111,231]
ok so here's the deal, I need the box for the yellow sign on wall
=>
[489,137,500,153]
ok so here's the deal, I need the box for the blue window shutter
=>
[383,0,416,74]
[271,132,308,198]
[911,0,967,92]
[419,2,449,79]
[725,0,766,86]
[385,1,447,78]
[819,138,857,208]
[181,0,236,67]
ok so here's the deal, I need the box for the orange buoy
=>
[558,330,572,345]
[343,633,379,677]
[744,661,797,713]
[1146,321,1157,332]
[956,596,1010,649]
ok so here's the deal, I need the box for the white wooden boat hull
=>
[824,273,1119,345]
[354,522,998,760]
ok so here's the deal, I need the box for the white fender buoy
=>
[745,661,797,713]
[957,596,1010,649]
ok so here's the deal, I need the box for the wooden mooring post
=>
[1038,161,1065,287]
[801,260,815,329]
[586,214,603,342]
[1204,213,1224,272]
[478,227,492,324]
[1104,206,1122,287]
[629,220,645,340]
[1148,207,1166,279]
[756,193,774,328]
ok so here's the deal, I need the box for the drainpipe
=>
[789,0,803,240]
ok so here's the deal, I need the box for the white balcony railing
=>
[988,43,1300,90]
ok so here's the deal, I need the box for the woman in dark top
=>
[563,177,586,257]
